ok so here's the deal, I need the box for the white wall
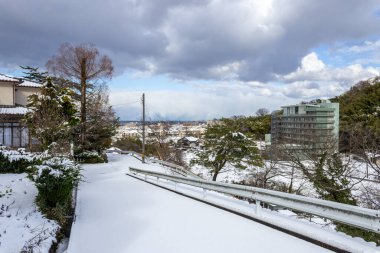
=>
[15,86,39,106]
[0,82,14,106]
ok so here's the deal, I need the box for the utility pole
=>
[142,93,146,163]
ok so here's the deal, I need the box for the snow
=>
[0,74,19,82]
[67,154,378,253]
[107,147,122,152]
[0,147,47,162]
[139,174,379,252]
[231,132,246,138]
[0,173,59,253]
[182,136,198,142]
[0,106,29,115]
[18,80,42,88]
[56,238,69,253]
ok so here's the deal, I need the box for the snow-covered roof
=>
[183,136,199,142]
[0,74,41,88]
[17,80,42,88]
[0,107,29,115]
[0,74,20,83]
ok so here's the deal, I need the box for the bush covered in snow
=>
[0,147,44,173]
[28,157,80,225]
[74,150,107,163]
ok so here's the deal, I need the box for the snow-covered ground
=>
[184,150,380,206]
[0,173,59,253]
[67,154,379,253]
[184,151,315,197]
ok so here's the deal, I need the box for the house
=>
[0,74,41,147]
[177,136,199,149]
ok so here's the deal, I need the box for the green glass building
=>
[271,100,339,151]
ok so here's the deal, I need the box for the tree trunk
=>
[212,160,227,181]
[288,166,294,193]
[212,170,219,181]
[80,59,87,145]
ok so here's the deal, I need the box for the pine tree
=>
[78,86,118,153]
[25,78,79,150]
[20,65,48,83]
[191,118,262,181]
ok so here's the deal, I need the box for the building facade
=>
[0,74,41,147]
[270,100,339,151]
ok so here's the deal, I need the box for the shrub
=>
[0,147,43,173]
[74,150,107,163]
[28,157,80,224]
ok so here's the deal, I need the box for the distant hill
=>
[331,76,380,129]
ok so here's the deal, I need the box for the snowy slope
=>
[0,173,59,253]
[67,154,357,253]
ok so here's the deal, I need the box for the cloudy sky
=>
[1,0,380,120]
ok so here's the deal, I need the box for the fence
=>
[106,149,200,178]
[148,158,201,179]
[129,167,380,234]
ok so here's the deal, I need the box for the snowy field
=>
[67,154,379,253]
[0,173,59,253]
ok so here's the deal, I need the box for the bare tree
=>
[280,139,360,203]
[247,145,281,188]
[147,123,171,160]
[46,43,113,144]
[147,123,185,166]
[348,124,380,177]
[256,108,270,116]
[245,144,306,193]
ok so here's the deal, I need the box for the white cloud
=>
[207,61,245,80]
[338,40,380,54]
[109,82,294,120]
[110,49,380,120]
[282,52,380,84]
[277,52,380,99]
[282,52,325,80]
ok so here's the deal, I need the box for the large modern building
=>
[270,100,339,151]
[0,74,41,147]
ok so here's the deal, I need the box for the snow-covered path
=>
[67,154,331,253]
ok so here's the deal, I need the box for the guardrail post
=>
[174,181,177,190]
[203,189,207,199]
[255,200,261,216]
[144,174,147,181]
[156,176,159,183]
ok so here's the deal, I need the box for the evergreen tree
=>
[191,119,262,181]
[78,86,118,153]
[20,65,48,83]
[25,78,79,150]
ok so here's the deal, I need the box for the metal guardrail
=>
[106,149,142,161]
[106,148,200,178]
[129,167,380,233]
[149,158,201,179]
